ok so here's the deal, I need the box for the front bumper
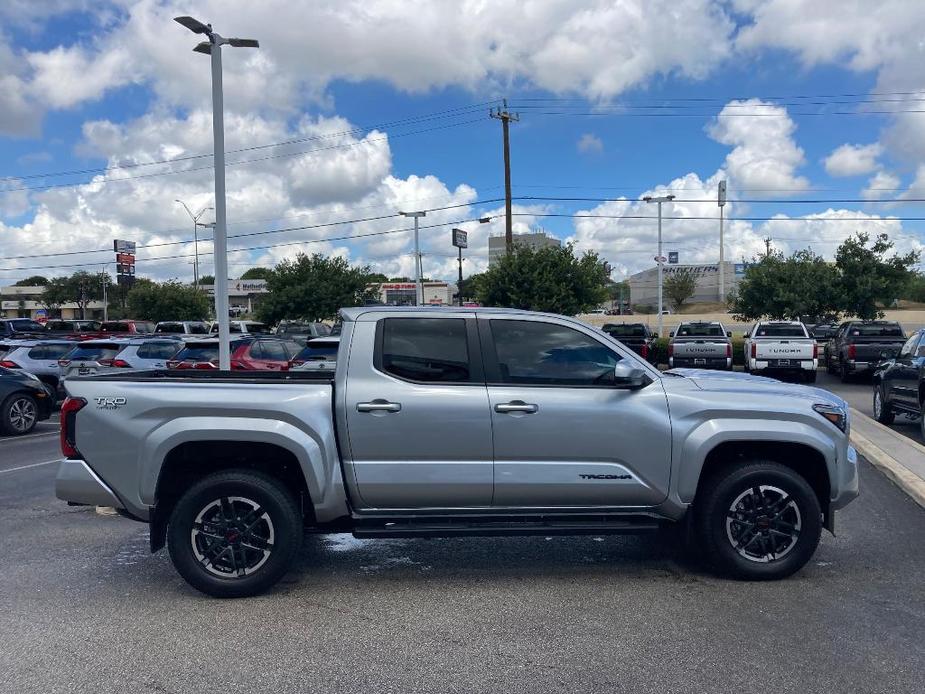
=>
[55,459,123,509]
[831,444,860,511]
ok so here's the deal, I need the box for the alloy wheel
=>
[190,496,275,578]
[725,485,802,563]
[873,389,882,419]
[8,397,36,433]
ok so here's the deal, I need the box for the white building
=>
[627,262,745,309]
[367,281,457,306]
[488,231,561,266]
[1,284,106,321]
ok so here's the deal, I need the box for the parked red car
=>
[167,337,301,370]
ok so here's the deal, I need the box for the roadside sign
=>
[668,251,679,264]
[113,239,136,253]
[654,255,667,263]
[452,228,468,249]
[718,180,727,208]
[116,252,135,264]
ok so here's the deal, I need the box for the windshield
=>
[755,325,807,337]
[677,324,724,337]
[850,324,904,337]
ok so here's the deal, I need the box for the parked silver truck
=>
[56,307,858,597]
[743,321,818,383]
[668,321,733,370]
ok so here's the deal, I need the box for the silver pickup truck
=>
[668,321,733,370]
[56,307,859,597]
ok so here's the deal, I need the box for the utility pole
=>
[175,15,259,370]
[764,237,772,258]
[644,194,675,339]
[400,210,426,305]
[100,270,109,321]
[490,99,519,254]
[175,200,213,289]
[717,180,727,302]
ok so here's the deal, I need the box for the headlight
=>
[813,403,848,433]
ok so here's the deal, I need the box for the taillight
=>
[750,342,757,358]
[58,359,71,366]
[813,343,818,359]
[726,343,732,358]
[848,344,856,360]
[0,359,19,368]
[111,359,131,368]
[98,359,113,366]
[667,343,674,357]
[640,344,648,359]
[166,360,180,369]
[60,397,87,458]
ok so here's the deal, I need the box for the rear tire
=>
[839,360,851,382]
[694,461,822,581]
[803,371,817,384]
[0,392,38,435]
[873,385,895,425]
[167,470,302,598]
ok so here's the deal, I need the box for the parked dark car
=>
[0,365,53,435]
[44,319,101,335]
[99,320,156,335]
[824,320,907,382]
[0,318,47,338]
[872,328,925,438]
[601,323,659,365]
[274,321,332,344]
[808,322,839,343]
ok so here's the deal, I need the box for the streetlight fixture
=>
[175,200,213,289]
[174,15,259,370]
[399,210,426,305]
[643,194,675,338]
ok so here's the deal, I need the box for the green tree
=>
[662,269,697,312]
[126,280,211,322]
[14,275,49,287]
[257,253,375,324]
[835,232,920,319]
[199,275,215,286]
[731,249,841,321]
[240,267,273,281]
[476,243,609,314]
[902,272,925,303]
[40,271,106,318]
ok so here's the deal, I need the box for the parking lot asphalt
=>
[2,431,924,694]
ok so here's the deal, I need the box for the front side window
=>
[898,334,920,358]
[489,320,620,386]
[380,318,470,383]
[137,341,182,360]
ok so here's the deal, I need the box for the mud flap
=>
[149,504,167,553]
[823,504,835,535]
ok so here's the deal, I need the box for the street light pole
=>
[175,200,213,289]
[718,180,727,303]
[399,210,426,305]
[643,194,675,338]
[174,16,258,370]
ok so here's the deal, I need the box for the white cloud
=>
[824,143,882,177]
[577,133,604,155]
[707,99,809,194]
[862,170,901,200]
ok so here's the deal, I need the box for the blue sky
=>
[1,0,923,285]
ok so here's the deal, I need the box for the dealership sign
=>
[452,228,468,249]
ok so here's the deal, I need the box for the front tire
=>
[873,385,894,424]
[695,461,822,581]
[1,393,38,435]
[167,470,302,598]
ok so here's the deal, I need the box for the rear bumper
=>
[55,459,123,509]
[669,357,731,369]
[846,360,872,373]
[750,359,816,372]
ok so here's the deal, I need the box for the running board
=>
[352,514,663,539]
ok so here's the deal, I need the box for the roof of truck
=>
[340,306,555,321]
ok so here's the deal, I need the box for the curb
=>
[849,407,925,509]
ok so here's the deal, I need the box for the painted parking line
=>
[0,459,61,475]
[0,430,60,443]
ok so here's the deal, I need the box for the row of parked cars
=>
[0,318,339,435]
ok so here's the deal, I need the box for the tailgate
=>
[754,340,815,360]
[852,340,906,359]
[672,340,728,357]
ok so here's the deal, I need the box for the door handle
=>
[495,401,538,414]
[357,400,402,413]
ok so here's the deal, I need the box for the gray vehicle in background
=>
[154,321,211,336]
[57,307,858,598]
[274,320,332,344]
[824,320,907,382]
[668,321,733,370]
[0,339,77,393]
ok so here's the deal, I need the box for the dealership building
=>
[368,281,457,306]
[488,231,561,265]
[627,262,745,309]
[0,284,107,321]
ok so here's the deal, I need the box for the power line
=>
[515,195,925,205]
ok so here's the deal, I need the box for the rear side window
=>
[137,342,181,360]
[155,323,183,333]
[29,344,73,360]
[11,319,45,332]
[295,342,339,361]
[489,320,620,386]
[756,325,807,338]
[45,321,71,331]
[380,318,470,383]
[101,322,129,333]
[175,345,219,362]
[254,340,288,362]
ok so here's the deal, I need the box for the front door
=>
[480,317,672,508]
[888,333,923,408]
[344,315,493,509]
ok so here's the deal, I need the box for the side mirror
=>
[613,361,647,389]
[669,330,675,337]
[879,349,894,361]
[727,331,733,337]
[651,332,658,339]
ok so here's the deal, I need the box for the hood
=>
[666,368,846,409]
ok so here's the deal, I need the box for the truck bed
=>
[67,369,334,384]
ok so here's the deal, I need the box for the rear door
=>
[481,316,672,508]
[343,314,493,508]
